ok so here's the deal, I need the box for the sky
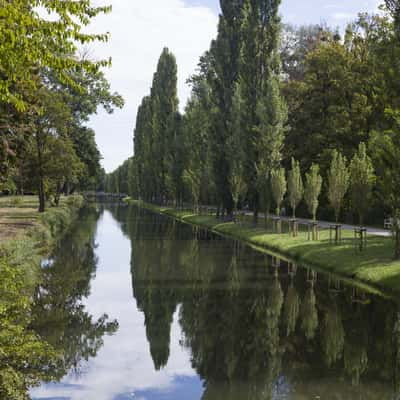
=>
[88,0,381,172]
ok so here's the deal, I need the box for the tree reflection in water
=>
[32,207,118,380]
[111,205,400,399]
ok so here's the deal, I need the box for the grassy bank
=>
[130,200,400,293]
[0,195,84,290]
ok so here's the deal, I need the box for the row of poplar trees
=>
[109,0,400,256]
[113,0,287,222]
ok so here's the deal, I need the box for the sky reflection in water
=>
[31,210,201,400]
[31,205,400,400]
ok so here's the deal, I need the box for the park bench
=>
[384,217,393,230]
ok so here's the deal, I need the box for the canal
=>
[30,205,400,399]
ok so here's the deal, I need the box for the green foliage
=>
[0,197,84,398]
[385,0,400,36]
[300,284,318,340]
[119,6,400,264]
[271,167,287,216]
[282,283,300,337]
[287,158,303,218]
[349,143,376,225]
[207,2,244,214]
[0,263,60,399]
[304,163,322,221]
[370,109,400,257]
[228,84,246,210]
[322,304,345,367]
[182,77,214,208]
[328,150,350,222]
[128,49,179,203]
[32,209,118,380]
[240,0,286,217]
[0,0,111,109]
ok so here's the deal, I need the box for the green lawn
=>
[130,200,400,293]
[0,195,78,243]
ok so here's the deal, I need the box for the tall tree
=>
[271,167,286,216]
[134,96,154,201]
[304,164,323,221]
[228,85,247,213]
[207,1,244,216]
[150,48,179,203]
[240,0,287,222]
[287,158,303,218]
[349,143,376,226]
[328,150,350,223]
[182,75,214,209]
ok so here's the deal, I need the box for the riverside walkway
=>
[241,212,392,238]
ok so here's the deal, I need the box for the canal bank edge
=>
[129,199,400,298]
[0,195,85,291]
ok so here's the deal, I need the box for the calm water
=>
[30,205,400,400]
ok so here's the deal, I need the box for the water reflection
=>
[31,207,118,380]
[111,205,400,400]
[32,205,400,399]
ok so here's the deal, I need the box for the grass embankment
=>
[130,200,400,293]
[0,195,84,289]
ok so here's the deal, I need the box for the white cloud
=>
[331,11,356,20]
[85,0,218,172]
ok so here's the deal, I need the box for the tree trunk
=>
[54,181,62,206]
[253,207,258,225]
[252,192,259,225]
[38,178,45,213]
[36,133,46,213]
[395,226,400,260]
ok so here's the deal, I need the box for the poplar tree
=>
[240,0,287,222]
[349,143,376,226]
[134,96,154,201]
[271,167,287,216]
[182,76,213,209]
[228,84,247,213]
[304,164,323,221]
[208,0,244,216]
[132,49,179,204]
[150,48,179,204]
[328,150,350,223]
[288,158,303,218]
